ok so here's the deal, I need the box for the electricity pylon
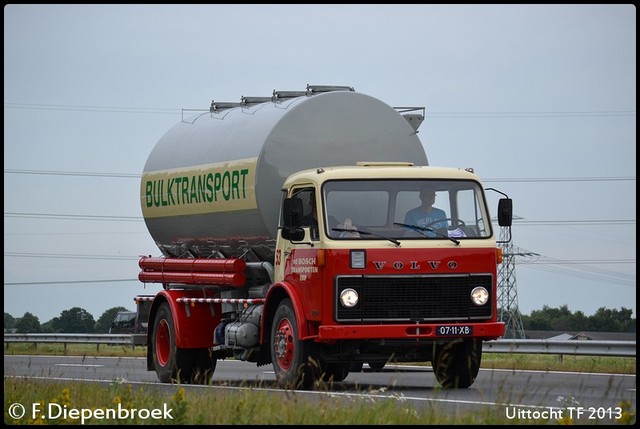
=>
[497,225,536,339]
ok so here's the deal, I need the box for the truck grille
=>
[335,274,493,322]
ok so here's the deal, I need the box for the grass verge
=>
[5,378,636,425]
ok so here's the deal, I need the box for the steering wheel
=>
[424,217,466,229]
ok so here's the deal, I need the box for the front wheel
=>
[270,299,321,389]
[432,339,482,388]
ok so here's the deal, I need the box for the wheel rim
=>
[155,319,171,367]
[273,317,294,370]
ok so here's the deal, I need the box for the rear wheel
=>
[368,361,386,371]
[350,362,364,372]
[152,302,216,384]
[186,348,217,384]
[322,362,350,382]
[271,299,321,389]
[432,339,482,388]
[152,302,178,383]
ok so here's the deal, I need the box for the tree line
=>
[521,304,635,333]
[4,306,129,334]
[3,304,637,334]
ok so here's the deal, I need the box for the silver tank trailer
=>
[141,87,428,261]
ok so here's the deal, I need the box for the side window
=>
[455,189,487,237]
[297,189,315,226]
[293,187,318,240]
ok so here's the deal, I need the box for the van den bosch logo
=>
[372,260,457,270]
[291,257,318,274]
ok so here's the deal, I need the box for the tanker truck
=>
[137,84,513,389]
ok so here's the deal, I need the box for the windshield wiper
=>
[332,228,401,246]
[393,222,460,245]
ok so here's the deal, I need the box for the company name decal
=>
[141,158,257,218]
[291,257,319,274]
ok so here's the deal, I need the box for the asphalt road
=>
[4,355,636,424]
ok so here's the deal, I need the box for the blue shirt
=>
[403,207,447,236]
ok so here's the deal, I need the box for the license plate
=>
[436,325,473,336]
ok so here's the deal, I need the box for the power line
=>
[4,166,635,290]
[5,252,140,261]
[427,111,635,118]
[4,251,632,265]
[521,259,636,265]
[4,211,635,226]
[4,212,143,222]
[4,102,179,115]
[483,176,635,183]
[4,169,139,178]
[520,264,635,287]
[513,220,635,226]
[4,102,635,118]
[4,168,636,183]
[4,279,138,286]
[512,247,635,287]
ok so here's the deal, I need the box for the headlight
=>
[470,286,489,306]
[339,288,359,308]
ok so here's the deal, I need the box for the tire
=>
[350,362,364,372]
[322,362,350,382]
[270,299,321,389]
[152,302,178,383]
[185,348,217,384]
[432,339,482,388]
[152,303,217,384]
[368,361,386,371]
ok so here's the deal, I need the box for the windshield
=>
[322,179,492,240]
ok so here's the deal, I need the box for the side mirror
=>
[497,198,513,227]
[282,226,306,241]
[282,197,305,241]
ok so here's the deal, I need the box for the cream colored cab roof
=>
[283,163,481,189]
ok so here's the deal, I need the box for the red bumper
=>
[317,322,505,341]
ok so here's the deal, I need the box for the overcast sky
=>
[4,4,636,324]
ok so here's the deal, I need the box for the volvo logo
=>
[372,260,458,270]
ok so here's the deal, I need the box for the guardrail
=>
[483,339,636,357]
[3,333,146,351]
[3,334,636,357]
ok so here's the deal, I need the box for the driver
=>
[403,185,447,236]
